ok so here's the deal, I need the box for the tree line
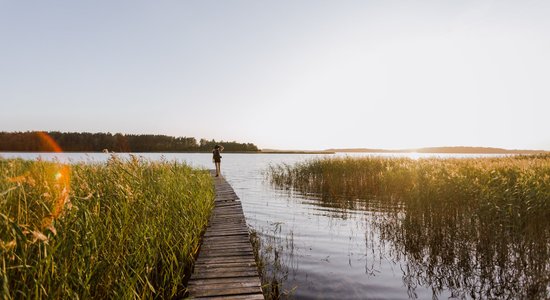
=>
[0,131,259,152]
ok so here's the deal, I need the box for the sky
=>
[1,1,549,150]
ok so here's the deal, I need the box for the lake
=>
[1,152,545,299]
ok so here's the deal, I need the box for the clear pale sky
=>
[1,1,549,150]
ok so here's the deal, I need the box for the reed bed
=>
[268,154,550,224]
[268,154,550,298]
[0,155,214,299]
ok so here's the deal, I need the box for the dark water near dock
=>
[2,152,547,299]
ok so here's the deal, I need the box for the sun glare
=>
[35,132,71,226]
[407,152,421,160]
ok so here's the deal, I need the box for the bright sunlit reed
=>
[0,155,214,299]
[268,154,550,222]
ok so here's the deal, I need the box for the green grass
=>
[0,155,214,299]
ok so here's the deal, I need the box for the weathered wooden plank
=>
[211,208,242,212]
[201,238,251,245]
[211,210,243,215]
[195,253,255,260]
[188,172,263,299]
[195,293,265,300]
[198,251,254,258]
[193,266,259,274]
[201,248,254,255]
[192,286,263,297]
[209,220,245,223]
[194,256,256,265]
[209,217,244,220]
[202,232,250,239]
[215,195,238,199]
[201,243,253,249]
[210,211,244,216]
[188,276,260,285]
[203,231,248,235]
[209,217,245,221]
[206,222,246,226]
[192,270,260,280]
[202,236,250,242]
[207,232,248,238]
[201,242,252,248]
[204,229,249,234]
[206,224,248,229]
[209,218,245,222]
[203,226,247,231]
[203,232,249,238]
[194,263,257,271]
[194,265,258,274]
[209,215,244,220]
[209,215,244,219]
[199,294,264,300]
[201,245,253,251]
[201,246,254,254]
[207,225,247,229]
[205,221,245,226]
[209,218,244,222]
[209,213,243,218]
[201,242,252,249]
[208,221,245,225]
[208,220,245,224]
[208,220,246,225]
[198,253,255,260]
[189,283,261,295]
[203,229,249,233]
[203,230,248,236]
[211,210,242,213]
[212,206,242,210]
[194,257,256,264]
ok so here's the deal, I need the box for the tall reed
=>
[268,154,550,223]
[268,154,550,298]
[0,155,214,299]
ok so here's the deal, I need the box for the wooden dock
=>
[187,171,264,299]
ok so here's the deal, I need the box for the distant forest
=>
[0,131,259,152]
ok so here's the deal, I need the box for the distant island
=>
[326,146,548,154]
[0,131,259,153]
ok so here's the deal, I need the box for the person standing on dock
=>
[212,144,223,177]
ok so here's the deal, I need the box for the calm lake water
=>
[1,152,544,299]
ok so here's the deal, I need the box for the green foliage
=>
[0,131,259,152]
[0,156,214,299]
[198,138,259,152]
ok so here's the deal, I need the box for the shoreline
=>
[0,150,337,154]
[2,150,548,155]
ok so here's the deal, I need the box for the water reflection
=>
[377,204,550,299]
[252,222,299,299]
[267,183,550,299]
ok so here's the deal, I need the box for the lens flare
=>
[36,131,63,153]
[35,132,71,228]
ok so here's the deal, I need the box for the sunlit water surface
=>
[3,152,541,299]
